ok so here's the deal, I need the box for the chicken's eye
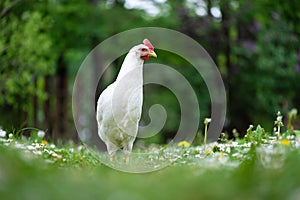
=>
[141,48,147,52]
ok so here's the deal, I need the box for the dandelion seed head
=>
[37,130,45,138]
[276,116,283,122]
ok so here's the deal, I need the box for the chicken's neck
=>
[116,52,144,82]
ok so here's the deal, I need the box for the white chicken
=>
[96,39,157,163]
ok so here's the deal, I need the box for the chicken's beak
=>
[148,50,157,58]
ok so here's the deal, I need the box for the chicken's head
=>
[134,39,157,61]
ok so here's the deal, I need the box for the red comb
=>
[143,39,154,50]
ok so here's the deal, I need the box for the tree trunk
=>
[89,0,106,149]
[225,1,254,135]
[206,0,213,17]
[44,75,53,140]
[33,76,38,128]
[54,54,68,141]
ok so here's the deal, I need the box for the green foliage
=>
[0,2,55,126]
[218,132,228,143]
[141,49,210,142]
[287,108,298,130]
[245,124,267,144]
[232,2,300,130]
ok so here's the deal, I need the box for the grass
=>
[1,119,300,199]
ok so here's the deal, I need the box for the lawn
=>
[1,117,300,200]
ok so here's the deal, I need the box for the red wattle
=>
[140,55,150,60]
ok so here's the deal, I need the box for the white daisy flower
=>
[0,129,6,137]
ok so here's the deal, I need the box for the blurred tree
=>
[0,0,157,141]
[230,0,300,132]
[156,0,300,136]
[0,1,56,130]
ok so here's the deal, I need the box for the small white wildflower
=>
[27,145,35,150]
[195,154,201,158]
[232,152,243,158]
[34,143,41,149]
[204,118,211,124]
[51,152,62,159]
[14,143,26,149]
[0,138,7,142]
[47,150,55,155]
[0,129,6,137]
[37,130,45,138]
[230,141,239,147]
[8,133,13,138]
[225,146,231,153]
[244,143,251,147]
[77,145,84,151]
[287,135,295,140]
[269,136,277,140]
[218,154,229,164]
[33,150,42,155]
[218,144,225,151]
[43,149,51,154]
[276,116,282,122]
[50,144,56,149]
